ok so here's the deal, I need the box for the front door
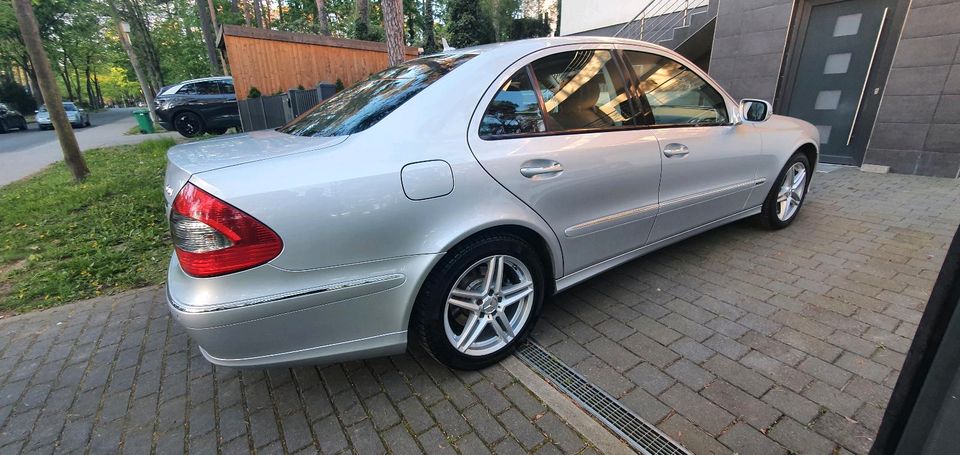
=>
[620,50,761,242]
[783,0,894,165]
[467,48,663,275]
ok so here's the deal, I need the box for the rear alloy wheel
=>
[173,111,204,137]
[760,152,810,229]
[413,235,544,369]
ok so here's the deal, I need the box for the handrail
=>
[613,0,709,42]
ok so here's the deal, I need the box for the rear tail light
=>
[170,183,282,277]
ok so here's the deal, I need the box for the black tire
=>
[759,152,811,229]
[19,118,28,130]
[0,119,7,134]
[85,119,91,127]
[412,234,545,370]
[206,127,228,135]
[173,111,204,138]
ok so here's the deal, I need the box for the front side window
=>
[530,50,636,132]
[479,69,545,137]
[280,53,475,137]
[623,51,728,125]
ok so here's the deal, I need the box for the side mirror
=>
[740,99,772,122]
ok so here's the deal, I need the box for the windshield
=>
[279,53,475,137]
[63,104,77,111]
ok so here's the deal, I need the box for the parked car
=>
[155,76,240,137]
[0,103,28,133]
[36,102,90,129]
[163,37,818,370]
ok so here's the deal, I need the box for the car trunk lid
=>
[164,129,346,207]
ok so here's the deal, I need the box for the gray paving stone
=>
[719,422,787,455]
[660,384,734,435]
[702,380,780,430]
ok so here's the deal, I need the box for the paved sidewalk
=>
[0,287,598,454]
[532,168,960,454]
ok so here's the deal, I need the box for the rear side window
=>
[479,69,545,137]
[218,80,235,94]
[531,50,636,132]
[623,51,728,125]
[280,53,475,137]
[179,81,220,95]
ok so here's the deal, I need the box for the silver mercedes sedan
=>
[164,37,818,370]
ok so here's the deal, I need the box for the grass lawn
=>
[0,138,175,315]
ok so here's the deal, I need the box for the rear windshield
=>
[279,53,475,137]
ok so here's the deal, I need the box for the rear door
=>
[620,50,762,243]
[468,46,663,274]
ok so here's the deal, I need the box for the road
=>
[0,107,181,187]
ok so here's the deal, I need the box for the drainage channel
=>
[515,341,691,455]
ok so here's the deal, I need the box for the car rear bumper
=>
[165,253,440,368]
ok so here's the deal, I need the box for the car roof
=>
[446,36,672,58]
[178,76,233,84]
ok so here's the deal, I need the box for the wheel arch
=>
[796,142,818,173]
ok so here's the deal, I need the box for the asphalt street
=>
[0,107,180,187]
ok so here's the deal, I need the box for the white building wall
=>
[559,0,650,35]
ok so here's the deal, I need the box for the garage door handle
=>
[521,161,564,178]
[663,143,689,158]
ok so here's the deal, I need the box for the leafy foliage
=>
[0,139,176,313]
[445,0,495,47]
[0,78,35,113]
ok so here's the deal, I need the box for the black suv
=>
[155,76,240,137]
[0,103,28,133]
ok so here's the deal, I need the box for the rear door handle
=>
[663,143,690,158]
[520,160,564,178]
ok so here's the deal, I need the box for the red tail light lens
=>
[170,183,282,277]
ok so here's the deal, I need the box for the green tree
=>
[445,0,494,47]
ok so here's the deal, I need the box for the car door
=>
[620,49,763,243]
[215,79,240,125]
[467,46,663,274]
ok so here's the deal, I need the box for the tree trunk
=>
[12,0,88,181]
[73,63,83,105]
[94,72,104,108]
[381,0,406,66]
[60,58,74,101]
[108,2,158,121]
[423,0,436,52]
[206,0,220,31]
[357,0,368,28]
[253,0,263,27]
[23,57,43,105]
[263,0,272,28]
[85,57,96,109]
[315,0,329,34]
[196,0,221,75]
[121,0,164,91]
[239,0,252,26]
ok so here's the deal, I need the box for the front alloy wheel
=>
[760,152,810,229]
[444,255,535,356]
[413,234,544,370]
[776,162,807,221]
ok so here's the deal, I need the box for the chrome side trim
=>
[564,203,659,238]
[169,273,405,313]
[555,206,763,292]
[659,178,766,213]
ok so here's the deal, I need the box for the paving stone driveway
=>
[531,168,960,454]
[0,168,957,455]
[0,288,598,454]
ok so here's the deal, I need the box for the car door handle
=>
[663,143,690,158]
[520,160,564,178]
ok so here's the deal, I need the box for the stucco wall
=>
[708,0,794,102]
[863,0,960,177]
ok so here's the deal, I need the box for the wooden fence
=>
[219,25,419,100]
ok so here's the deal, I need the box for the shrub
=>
[247,86,261,98]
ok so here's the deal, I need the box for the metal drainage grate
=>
[515,341,691,455]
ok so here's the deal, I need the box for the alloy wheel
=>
[776,162,806,221]
[443,255,535,356]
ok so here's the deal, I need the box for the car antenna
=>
[441,38,454,51]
